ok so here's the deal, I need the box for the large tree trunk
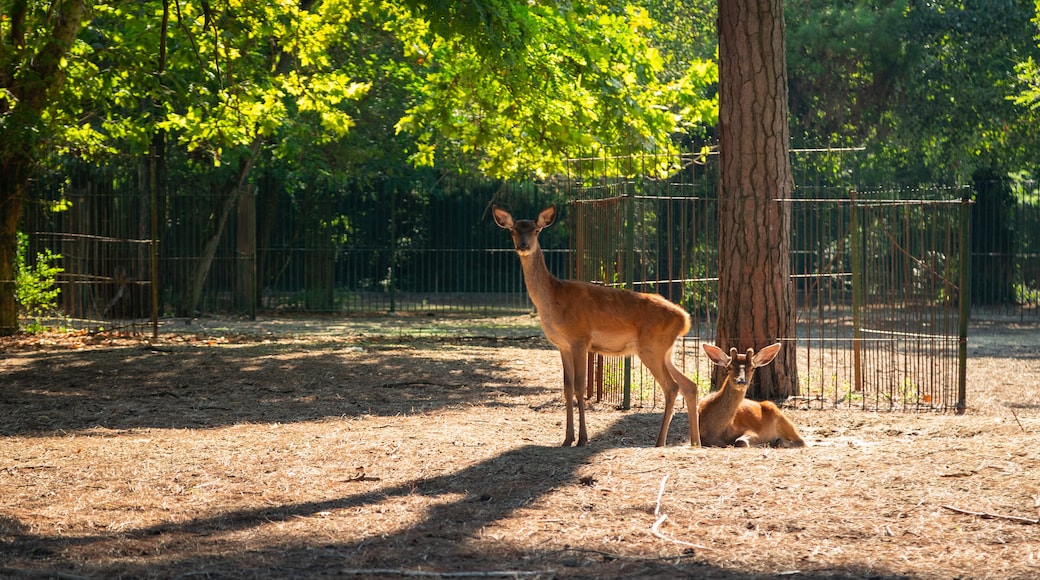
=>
[715,0,797,399]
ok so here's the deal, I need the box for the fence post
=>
[850,189,864,394]
[388,182,397,313]
[149,147,160,339]
[957,188,972,414]
[622,181,636,410]
[235,185,256,319]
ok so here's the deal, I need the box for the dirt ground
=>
[1,313,1039,579]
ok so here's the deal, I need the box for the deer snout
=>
[735,366,748,385]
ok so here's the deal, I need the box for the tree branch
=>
[942,504,1039,525]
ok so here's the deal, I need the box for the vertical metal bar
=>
[596,354,604,402]
[622,173,636,410]
[149,150,160,339]
[957,189,972,414]
[850,190,864,393]
[586,353,595,401]
[388,182,397,313]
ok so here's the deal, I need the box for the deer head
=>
[492,205,556,257]
[703,342,782,390]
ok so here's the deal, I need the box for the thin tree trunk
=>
[180,139,261,316]
[715,0,798,399]
[0,157,30,335]
[0,0,90,335]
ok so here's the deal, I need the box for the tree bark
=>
[0,156,30,335]
[0,0,90,335]
[180,140,260,317]
[715,0,797,399]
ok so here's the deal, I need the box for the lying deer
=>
[493,205,700,447]
[699,343,805,448]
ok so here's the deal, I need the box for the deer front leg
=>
[572,350,589,447]
[734,433,760,447]
[559,351,577,447]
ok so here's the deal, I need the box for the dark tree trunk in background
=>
[0,0,90,335]
[970,167,1016,306]
[0,156,30,335]
[715,0,798,399]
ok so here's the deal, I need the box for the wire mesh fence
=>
[565,149,971,412]
[18,147,1040,412]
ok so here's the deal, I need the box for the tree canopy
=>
[787,0,1040,184]
[5,0,1040,335]
[11,0,718,180]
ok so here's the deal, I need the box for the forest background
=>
[3,0,1040,336]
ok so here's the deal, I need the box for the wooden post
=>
[235,185,256,319]
[957,189,972,413]
[850,190,864,393]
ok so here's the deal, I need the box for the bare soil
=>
[1,313,1039,579]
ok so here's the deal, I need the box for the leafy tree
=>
[787,1,911,149]
[0,0,90,335]
[393,2,717,178]
[1012,0,1040,140]
[787,0,1040,184]
[15,232,63,332]
[3,0,718,331]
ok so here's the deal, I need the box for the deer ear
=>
[492,206,514,229]
[537,205,556,228]
[702,343,730,366]
[751,342,782,368]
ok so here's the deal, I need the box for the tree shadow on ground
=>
[3,413,910,579]
[0,339,548,436]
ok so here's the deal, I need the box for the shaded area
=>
[0,337,547,436]
[1,414,915,579]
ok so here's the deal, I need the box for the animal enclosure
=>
[565,149,970,412]
[18,148,1040,413]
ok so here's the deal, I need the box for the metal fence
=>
[562,149,973,412]
[18,148,1040,411]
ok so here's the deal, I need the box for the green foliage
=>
[788,0,1040,185]
[15,232,64,332]
[33,0,717,182]
[683,255,718,315]
[392,2,717,178]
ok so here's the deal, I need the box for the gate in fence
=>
[567,150,971,413]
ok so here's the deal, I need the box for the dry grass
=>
[1,314,1039,579]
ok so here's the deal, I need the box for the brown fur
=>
[698,343,805,448]
[493,205,700,447]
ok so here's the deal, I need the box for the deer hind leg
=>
[735,403,806,448]
[641,350,694,447]
[761,402,806,448]
[667,357,700,447]
[655,380,679,447]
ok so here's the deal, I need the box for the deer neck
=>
[517,247,560,311]
[713,376,749,412]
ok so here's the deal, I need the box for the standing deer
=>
[493,205,700,447]
[698,343,805,448]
